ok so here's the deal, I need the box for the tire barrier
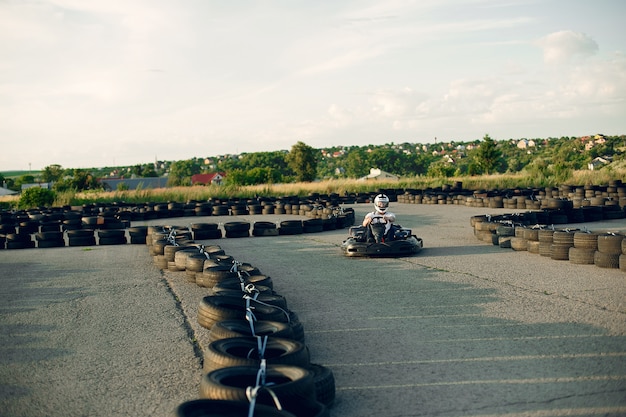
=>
[0,199,355,250]
[397,180,626,212]
[144,234,335,416]
[471,213,626,272]
[174,399,298,417]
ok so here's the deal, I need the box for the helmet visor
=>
[376,201,389,209]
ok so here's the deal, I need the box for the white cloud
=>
[536,30,599,65]
[0,1,625,170]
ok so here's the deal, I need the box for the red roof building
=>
[191,172,225,185]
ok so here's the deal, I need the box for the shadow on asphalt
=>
[418,244,503,257]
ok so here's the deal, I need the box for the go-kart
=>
[341,223,423,257]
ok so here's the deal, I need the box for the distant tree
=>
[343,148,370,178]
[41,164,65,183]
[427,161,455,178]
[226,167,282,186]
[473,134,503,174]
[368,147,402,174]
[14,174,35,190]
[167,159,201,186]
[286,141,317,182]
[410,153,436,176]
[53,169,101,192]
[19,187,56,209]
[240,151,288,172]
[141,164,158,177]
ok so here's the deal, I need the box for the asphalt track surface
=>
[0,203,625,417]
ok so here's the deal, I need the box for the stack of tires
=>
[471,214,626,273]
[67,229,97,247]
[191,223,222,240]
[595,233,623,269]
[253,221,279,237]
[196,264,334,416]
[569,232,598,265]
[155,242,334,416]
[35,231,65,248]
[550,230,576,261]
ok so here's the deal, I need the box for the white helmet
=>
[373,194,390,214]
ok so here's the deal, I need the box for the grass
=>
[1,167,624,209]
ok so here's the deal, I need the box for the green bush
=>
[19,187,56,209]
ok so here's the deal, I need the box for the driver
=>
[362,194,396,242]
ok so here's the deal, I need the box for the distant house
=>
[191,172,225,185]
[517,139,536,149]
[0,186,17,196]
[21,182,53,191]
[588,156,612,170]
[359,168,399,181]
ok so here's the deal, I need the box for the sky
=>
[1,0,625,171]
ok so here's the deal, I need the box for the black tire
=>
[204,245,226,258]
[197,295,288,330]
[37,239,65,248]
[252,221,278,236]
[225,229,249,238]
[569,247,595,264]
[498,236,512,248]
[191,222,219,230]
[68,236,96,247]
[254,221,277,229]
[6,240,35,249]
[66,229,95,238]
[597,234,623,255]
[203,336,310,372]
[127,226,148,243]
[550,243,571,260]
[175,399,297,417]
[496,225,515,237]
[198,264,239,288]
[538,229,554,242]
[322,218,337,231]
[538,241,552,257]
[210,290,288,309]
[35,231,63,241]
[303,219,324,233]
[98,229,126,239]
[308,363,336,407]
[212,205,230,216]
[185,254,207,273]
[223,221,250,232]
[217,275,274,291]
[279,226,303,235]
[164,244,190,262]
[510,237,527,251]
[286,310,306,344]
[594,251,620,268]
[208,319,294,343]
[129,235,146,244]
[552,230,575,245]
[194,229,223,240]
[98,236,127,245]
[236,263,262,277]
[254,227,280,237]
[212,280,274,294]
[173,247,201,269]
[619,254,626,271]
[573,232,598,250]
[198,365,316,410]
[6,233,33,243]
[527,240,540,253]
